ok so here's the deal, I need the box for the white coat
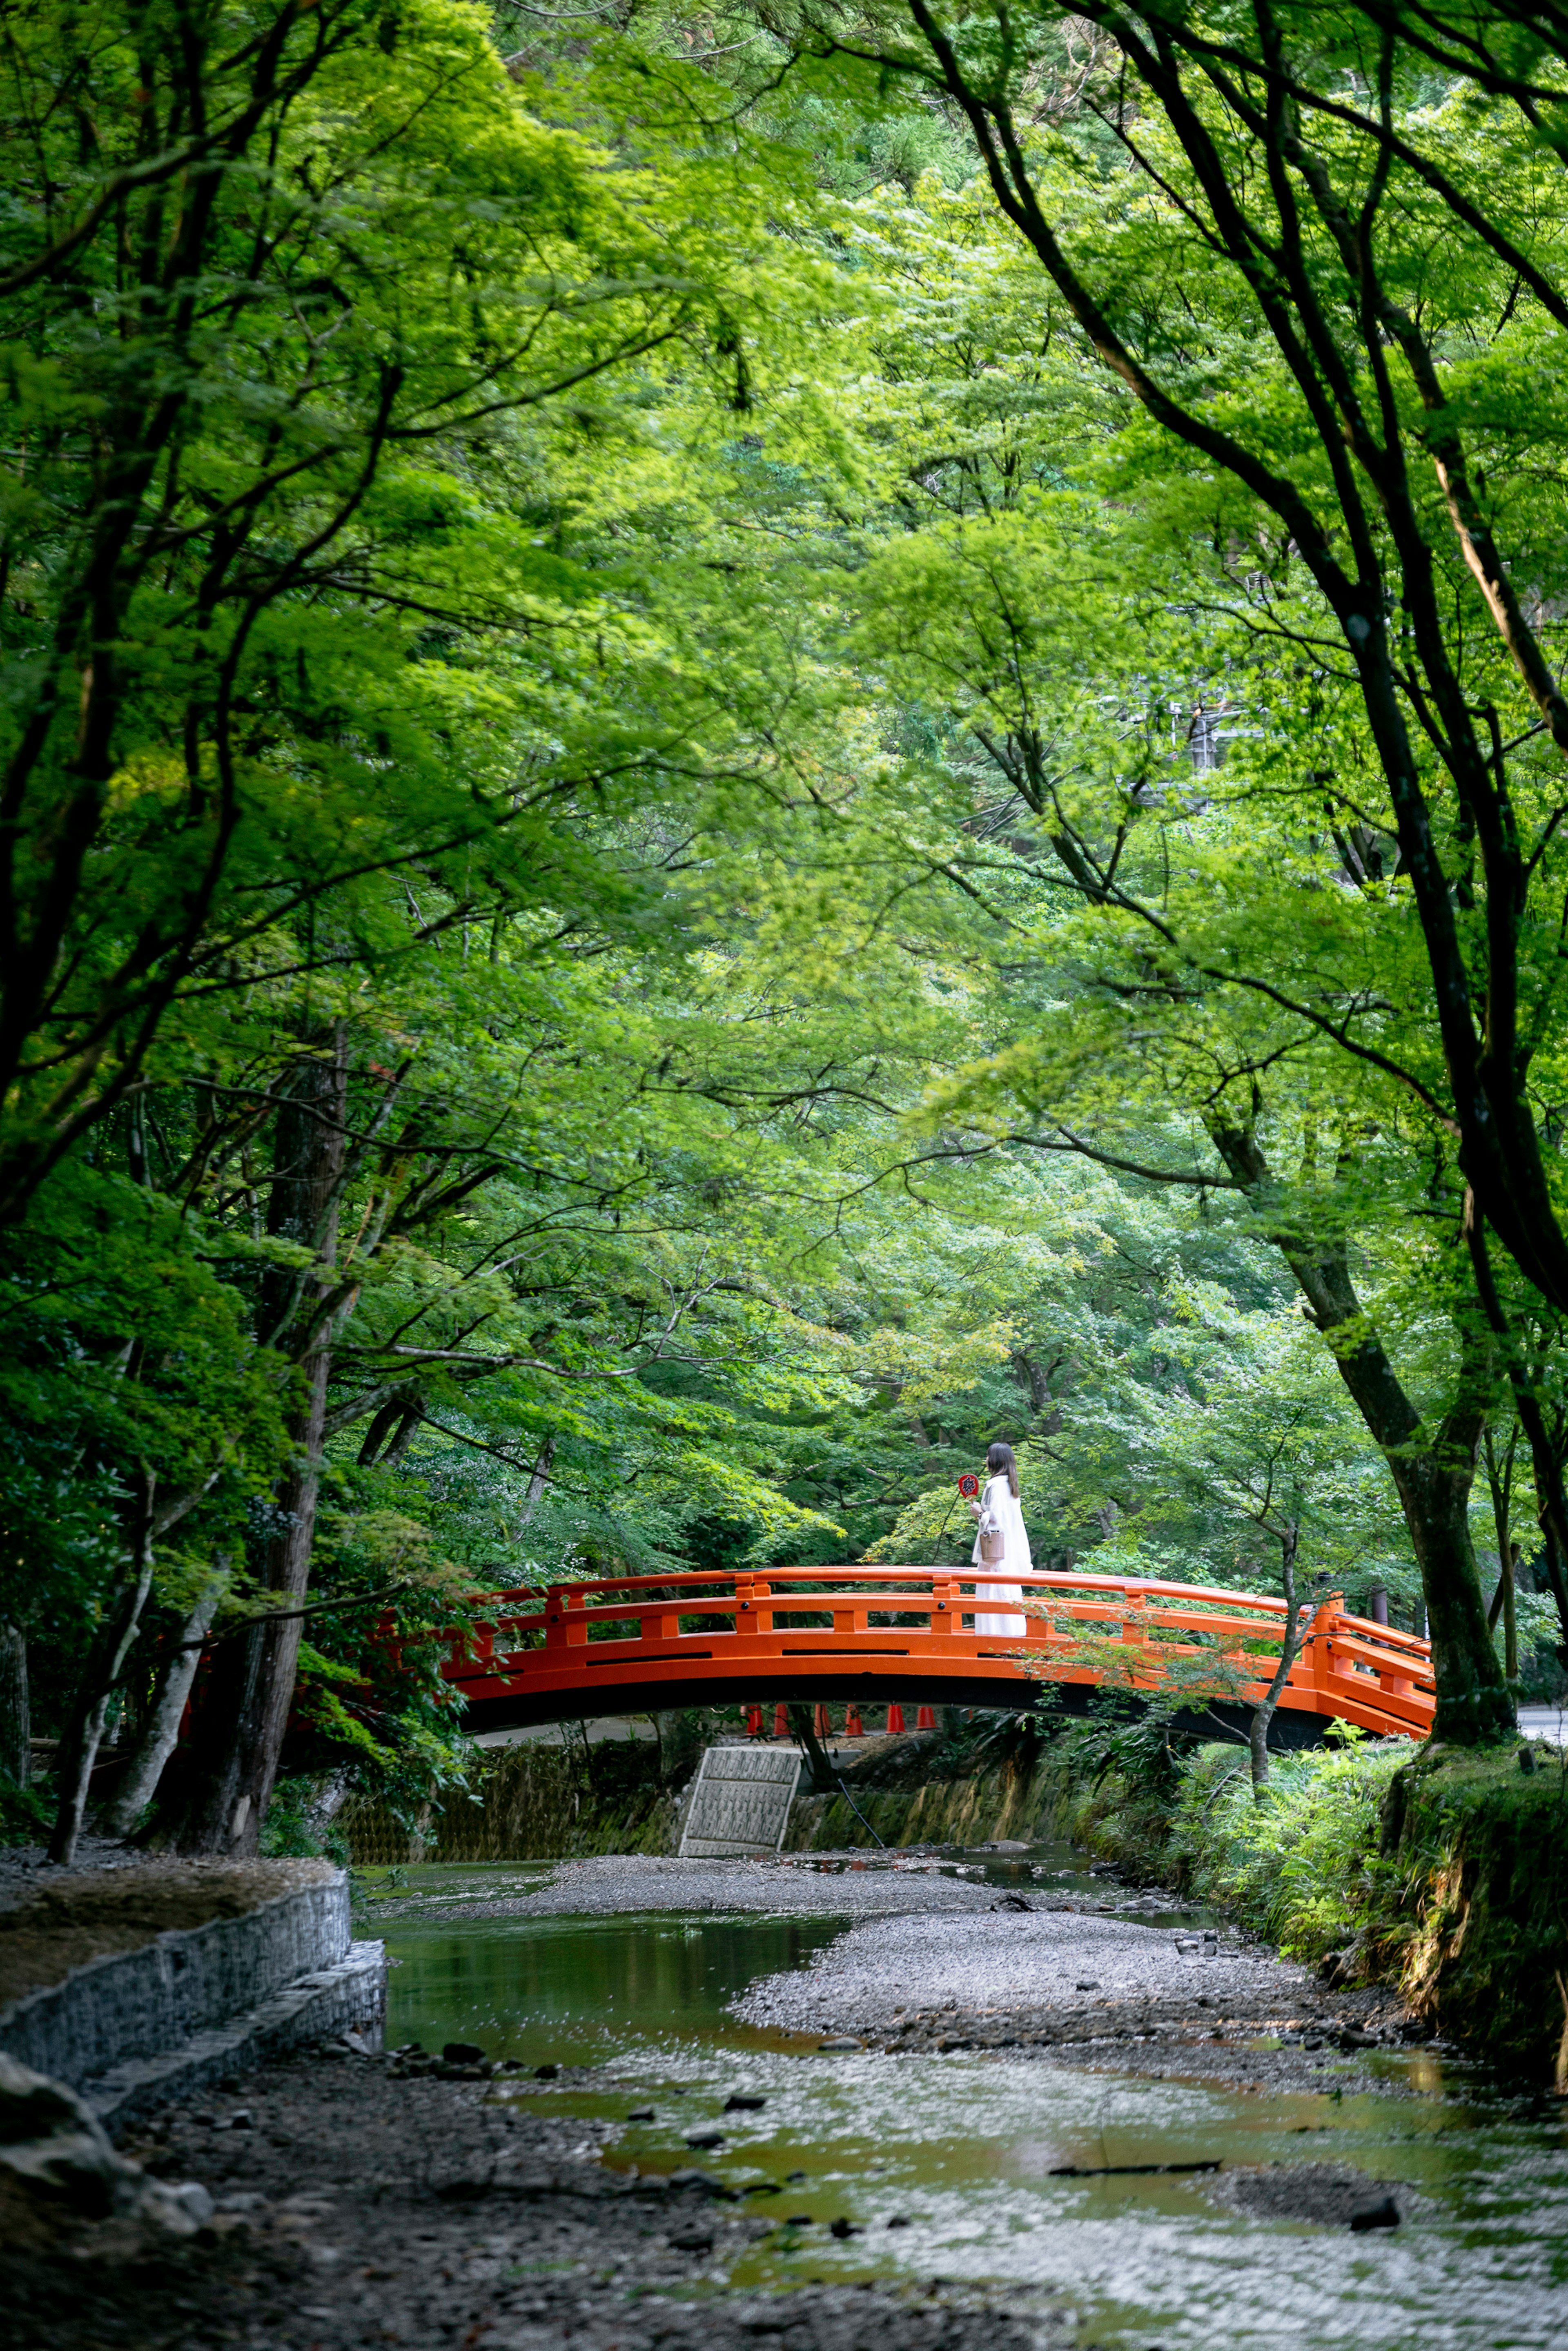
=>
[971,1472,1031,1636]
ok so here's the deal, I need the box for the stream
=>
[365,1845,1568,2350]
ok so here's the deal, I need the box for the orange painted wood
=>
[404,1567,1437,1741]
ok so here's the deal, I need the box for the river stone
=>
[1207,2162,1416,2227]
[0,2052,208,2232]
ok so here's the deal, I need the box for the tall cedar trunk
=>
[48,1468,158,1863]
[1211,1119,1512,1743]
[100,1567,228,1836]
[0,1617,29,1791]
[176,1029,347,1856]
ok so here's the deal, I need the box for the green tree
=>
[0,0,788,1220]
[759,0,1568,1737]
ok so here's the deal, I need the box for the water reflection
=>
[384,1907,842,2061]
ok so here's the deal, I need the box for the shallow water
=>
[373,1850,1568,2351]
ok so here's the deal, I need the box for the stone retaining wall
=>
[0,1871,385,2127]
[784,1764,1060,1852]
[341,1745,675,1863]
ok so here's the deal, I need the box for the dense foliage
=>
[5,0,1568,1854]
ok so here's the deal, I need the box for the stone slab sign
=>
[678,1745,802,1858]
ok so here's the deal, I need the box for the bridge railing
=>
[401,1565,1435,1740]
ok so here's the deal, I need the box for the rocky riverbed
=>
[2,1846,1444,2349]
[389,1851,1002,1919]
[2,2041,1072,2351]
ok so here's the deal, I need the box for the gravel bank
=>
[393,1852,1001,1921]
[1,2042,1071,2351]
[739,1905,1295,2019]
[733,1907,1421,2096]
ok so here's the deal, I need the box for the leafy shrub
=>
[0,1769,49,1848]
[259,1773,351,1865]
[1166,1738,1409,1960]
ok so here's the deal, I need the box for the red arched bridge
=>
[403,1567,1435,1744]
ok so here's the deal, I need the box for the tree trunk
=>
[788,1702,836,1792]
[100,1567,228,1836]
[1211,1120,1513,1744]
[1482,1421,1520,1685]
[1466,1198,1568,1659]
[518,1436,555,1530]
[1384,1448,1510,1741]
[175,1027,348,1856]
[1248,1528,1306,1798]
[48,1469,158,1865]
[0,1617,29,1792]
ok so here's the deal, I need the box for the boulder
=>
[0,2053,210,2233]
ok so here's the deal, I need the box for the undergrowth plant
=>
[1166,1740,1410,1962]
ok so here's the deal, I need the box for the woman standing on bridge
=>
[970,1442,1030,1637]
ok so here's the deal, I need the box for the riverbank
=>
[339,1714,1568,2078]
[1065,1737,1568,2077]
[0,1853,385,2134]
[7,1855,1554,2349]
[777,1727,1568,2080]
[362,1847,1417,2098]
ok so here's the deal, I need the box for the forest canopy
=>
[4,0,1568,1856]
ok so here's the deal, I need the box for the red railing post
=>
[545,1586,587,1654]
[1310,1591,1343,1711]
[931,1576,959,1648]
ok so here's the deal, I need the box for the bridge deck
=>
[399,1568,1435,1740]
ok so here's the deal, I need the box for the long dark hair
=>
[987,1441,1019,1497]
